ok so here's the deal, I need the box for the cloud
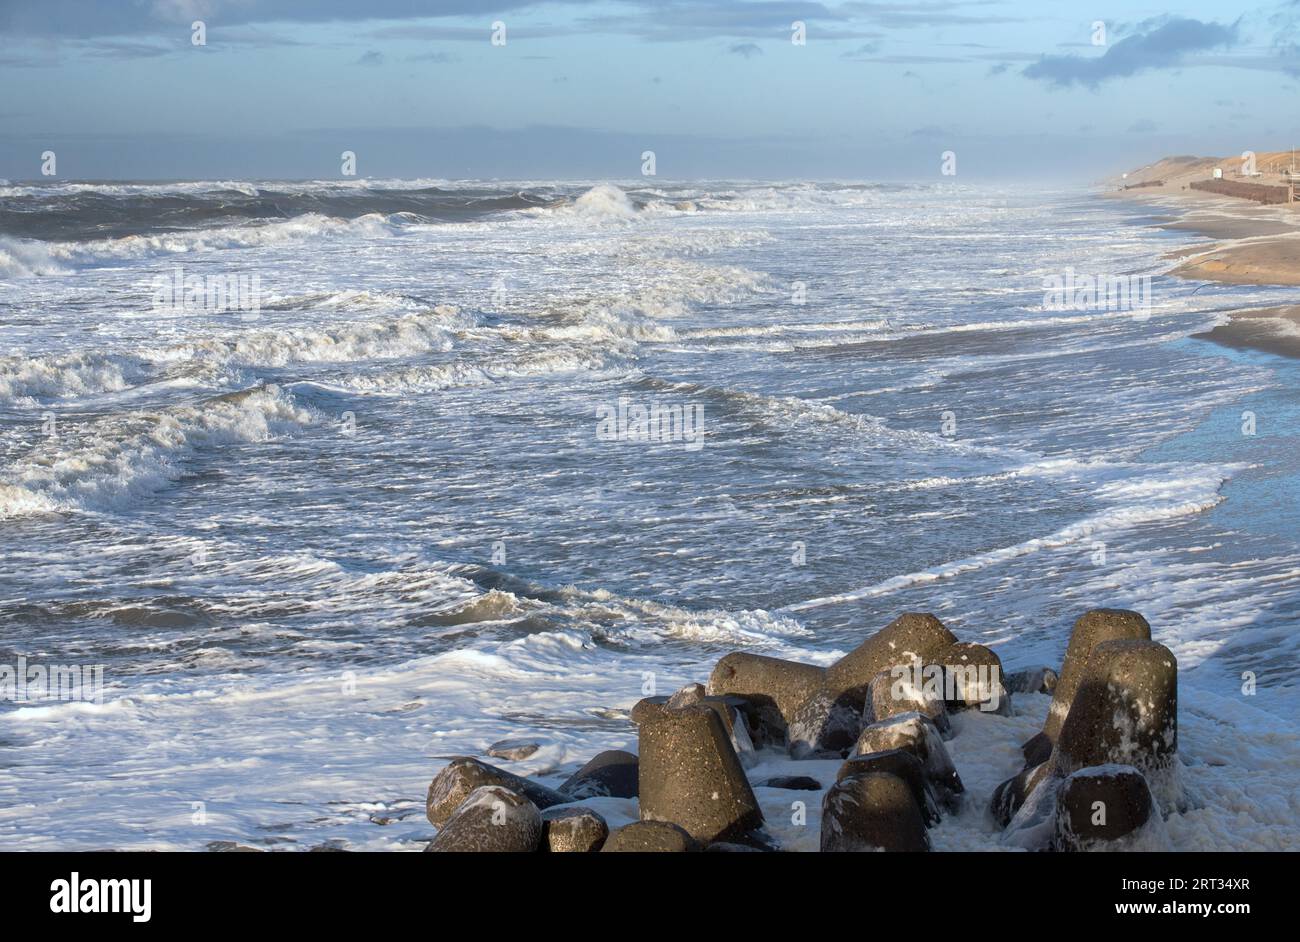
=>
[1126,118,1158,133]
[356,50,384,66]
[729,42,763,58]
[1023,17,1238,87]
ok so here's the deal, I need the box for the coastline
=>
[1106,165,1300,358]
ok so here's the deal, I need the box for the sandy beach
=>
[1109,152,1300,357]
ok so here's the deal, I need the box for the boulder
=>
[601,820,700,852]
[864,665,951,736]
[762,775,822,791]
[785,687,861,757]
[1043,609,1150,742]
[636,702,764,843]
[1053,765,1154,851]
[852,712,963,804]
[426,757,569,827]
[821,772,931,852]
[707,652,849,752]
[486,738,540,761]
[426,785,543,852]
[940,642,1010,715]
[1006,665,1059,695]
[541,806,608,853]
[635,687,760,768]
[836,748,940,826]
[1054,639,1178,804]
[705,841,763,852]
[558,749,639,799]
[990,761,1050,828]
[825,613,958,713]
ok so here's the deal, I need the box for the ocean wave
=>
[0,304,465,405]
[782,460,1240,613]
[49,212,402,265]
[0,384,312,517]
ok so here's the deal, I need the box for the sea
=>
[0,178,1296,850]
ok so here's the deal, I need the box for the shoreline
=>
[1105,169,1300,359]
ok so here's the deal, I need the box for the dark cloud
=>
[356,50,384,66]
[1023,17,1239,88]
[729,42,763,58]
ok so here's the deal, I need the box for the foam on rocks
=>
[425,786,543,852]
[426,756,569,827]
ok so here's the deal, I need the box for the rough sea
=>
[1,179,1296,849]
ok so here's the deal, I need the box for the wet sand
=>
[1108,161,1300,357]
[1192,306,1300,359]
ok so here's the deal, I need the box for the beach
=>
[1108,153,1300,356]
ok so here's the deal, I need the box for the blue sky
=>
[1,0,1298,180]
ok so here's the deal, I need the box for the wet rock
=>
[707,652,841,751]
[941,641,1010,715]
[601,820,700,852]
[762,775,822,791]
[990,761,1050,828]
[825,613,958,714]
[1043,609,1150,742]
[636,702,764,843]
[426,756,569,827]
[1053,765,1154,851]
[486,738,540,761]
[635,687,760,767]
[426,785,543,853]
[821,772,931,852]
[558,749,639,799]
[1021,731,1053,768]
[852,712,963,804]
[786,687,861,757]
[541,806,608,853]
[1054,639,1178,804]
[837,748,940,826]
[864,665,951,736]
[705,841,763,852]
[1007,665,1059,695]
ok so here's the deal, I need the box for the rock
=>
[852,712,963,804]
[486,738,540,761]
[635,688,760,767]
[836,748,940,826]
[821,772,931,852]
[707,652,847,752]
[1054,639,1178,805]
[785,687,861,757]
[601,820,700,852]
[1021,730,1053,768]
[1043,609,1150,742]
[864,665,951,736]
[1007,665,1059,695]
[990,761,1050,828]
[636,702,764,843]
[1054,765,1154,851]
[825,613,958,713]
[426,785,543,852]
[941,642,1010,715]
[558,749,639,799]
[705,841,763,852]
[762,775,822,791]
[541,806,608,853]
[426,757,569,827]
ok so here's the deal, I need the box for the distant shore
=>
[1106,153,1300,358]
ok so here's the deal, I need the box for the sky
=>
[1,0,1298,181]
